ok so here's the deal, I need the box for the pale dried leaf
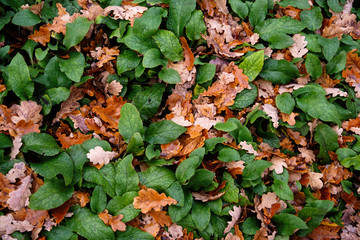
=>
[289,34,308,58]
[194,117,223,130]
[224,233,241,240]
[325,88,348,97]
[350,127,360,135]
[307,172,324,190]
[224,206,241,234]
[191,191,226,202]
[278,83,305,94]
[6,162,27,183]
[167,223,184,239]
[0,214,34,235]
[256,79,275,98]
[86,146,117,165]
[10,100,42,125]
[104,5,147,20]
[264,47,273,57]
[298,147,316,163]
[269,156,287,174]
[225,161,245,171]
[239,141,258,156]
[262,104,279,128]
[257,192,278,210]
[107,80,123,96]
[170,116,193,127]
[7,175,32,211]
[10,136,22,160]
[250,33,260,45]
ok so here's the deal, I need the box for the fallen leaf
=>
[148,209,172,227]
[98,209,126,232]
[269,156,287,174]
[307,172,324,190]
[86,146,117,165]
[262,104,279,128]
[289,34,308,58]
[0,214,34,235]
[6,162,27,183]
[7,175,32,211]
[224,206,241,234]
[191,191,226,202]
[180,37,194,71]
[75,191,90,207]
[287,129,307,146]
[239,141,258,156]
[29,26,51,46]
[133,188,177,213]
[106,80,123,96]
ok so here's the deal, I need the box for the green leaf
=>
[122,27,157,54]
[249,0,268,28]
[21,132,60,156]
[272,179,294,201]
[158,67,181,84]
[133,84,165,120]
[107,192,140,222]
[118,103,144,143]
[169,191,193,222]
[139,166,176,191]
[116,226,153,240]
[242,217,260,235]
[185,10,207,41]
[220,172,239,203]
[58,52,85,82]
[229,0,249,19]
[43,225,75,240]
[275,92,295,114]
[300,7,323,31]
[164,181,185,206]
[326,50,347,74]
[272,213,307,236]
[204,137,227,152]
[0,133,12,148]
[239,51,264,81]
[230,83,258,109]
[192,201,211,231]
[29,178,73,210]
[215,121,238,132]
[259,59,300,84]
[133,7,165,38]
[305,53,322,79]
[242,160,273,181]
[117,50,142,75]
[314,124,339,161]
[142,48,167,68]
[294,84,341,125]
[153,30,184,61]
[318,36,340,62]
[63,17,93,49]
[115,154,139,196]
[196,63,216,84]
[41,56,72,88]
[83,165,116,197]
[66,206,115,240]
[126,132,144,156]
[30,152,74,186]
[90,185,107,214]
[327,0,343,12]
[268,33,294,49]
[336,148,360,170]
[167,0,196,37]
[185,169,215,191]
[298,205,331,236]
[12,9,41,26]
[255,16,306,41]
[145,120,187,144]
[66,144,89,186]
[45,87,70,105]
[0,11,14,31]
[176,156,202,184]
[6,53,34,100]
[218,148,241,162]
[278,0,311,9]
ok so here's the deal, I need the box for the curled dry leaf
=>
[0,214,34,235]
[6,162,27,183]
[86,146,117,165]
[224,206,241,234]
[104,5,147,26]
[106,80,123,96]
[148,209,172,227]
[262,104,279,128]
[7,175,32,211]
[75,191,90,207]
[133,188,177,213]
[239,141,258,156]
[325,88,348,97]
[98,209,126,232]
[191,191,226,202]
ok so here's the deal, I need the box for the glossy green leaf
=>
[272,179,294,201]
[192,201,211,231]
[185,10,207,40]
[318,36,340,62]
[196,63,216,84]
[63,17,93,49]
[116,226,153,240]
[269,33,294,49]
[272,213,307,236]
[29,178,73,210]
[249,0,268,28]
[115,154,139,196]
[300,7,323,31]
[145,120,187,144]
[6,53,34,100]
[153,30,184,61]
[239,51,264,82]
[275,92,295,114]
[58,52,85,82]
[229,0,249,19]
[90,185,107,214]
[117,50,141,75]
[21,132,60,156]
[83,165,116,197]
[305,53,322,79]
[218,148,241,162]
[259,59,299,84]
[326,50,347,74]
[176,156,202,183]
[167,0,196,37]
[220,172,239,203]
[242,160,273,181]
[118,103,144,143]
[142,48,167,68]
[133,84,165,120]
[158,67,181,84]
[139,166,176,192]
[107,192,140,222]
[278,0,311,9]
[230,83,258,110]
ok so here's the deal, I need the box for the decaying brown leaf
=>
[133,188,177,213]
[98,209,126,232]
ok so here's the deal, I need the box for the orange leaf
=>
[133,188,177,213]
[148,209,172,227]
[0,84,6,93]
[75,191,90,207]
[98,209,126,232]
[51,200,71,224]
[180,37,194,71]
[29,26,51,46]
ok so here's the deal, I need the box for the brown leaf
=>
[0,214,34,235]
[160,140,183,159]
[307,225,341,239]
[7,175,32,211]
[50,200,71,224]
[224,206,241,234]
[289,34,308,58]
[21,2,44,15]
[191,191,225,202]
[280,112,298,126]
[180,37,194,71]
[148,209,172,227]
[53,86,84,124]
[269,156,287,174]
[104,5,147,26]
[261,104,279,128]
[75,191,90,207]
[239,141,258,156]
[306,172,324,190]
[6,162,27,183]
[92,95,126,129]
[29,26,51,46]
[98,209,126,232]
[133,188,177,213]
[287,129,307,146]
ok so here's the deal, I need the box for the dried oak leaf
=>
[239,141,258,156]
[53,86,84,124]
[224,206,241,234]
[21,2,44,15]
[7,175,32,211]
[269,156,287,174]
[0,214,34,235]
[165,223,184,239]
[104,5,147,26]
[6,162,27,183]
[262,104,279,128]
[287,129,307,146]
[280,112,298,126]
[307,225,341,240]
[180,37,194,71]
[148,209,172,227]
[10,100,42,125]
[10,136,22,160]
[75,191,90,207]
[106,80,123,96]
[86,146,117,166]
[289,34,308,58]
[306,172,324,190]
[98,209,126,232]
[29,26,51,46]
[298,147,315,163]
[50,200,71,224]
[191,191,226,202]
[133,188,177,213]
